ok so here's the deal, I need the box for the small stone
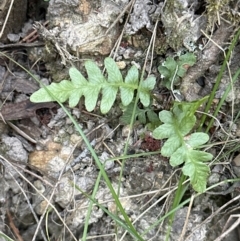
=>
[116,61,126,69]
[70,134,82,145]
[122,125,132,137]
[72,108,81,118]
[99,151,114,170]
[7,33,20,42]
[2,135,28,163]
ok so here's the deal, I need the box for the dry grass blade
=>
[178,195,194,241]
[0,0,15,38]
[185,191,240,240]
[215,214,240,241]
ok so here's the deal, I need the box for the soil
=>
[0,0,240,241]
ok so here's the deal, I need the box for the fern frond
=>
[30,58,156,114]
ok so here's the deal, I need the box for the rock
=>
[1,135,28,162]
[126,0,154,34]
[55,175,95,207]
[29,141,73,177]
[44,0,127,56]
[99,151,114,170]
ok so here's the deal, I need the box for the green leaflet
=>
[158,53,196,89]
[120,101,160,128]
[153,98,213,193]
[30,58,156,114]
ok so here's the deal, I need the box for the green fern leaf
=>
[85,60,106,85]
[30,81,73,103]
[178,115,196,135]
[68,68,87,107]
[158,53,196,89]
[121,66,139,106]
[84,87,101,112]
[139,76,156,107]
[101,85,118,114]
[120,102,147,124]
[146,110,159,123]
[169,145,186,166]
[120,101,159,125]
[185,132,209,148]
[105,57,123,83]
[177,53,196,77]
[30,58,156,114]
[158,110,174,123]
[182,150,212,193]
[161,136,182,156]
[153,123,175,139]
[153,98,212,193]
[69,67,88,86]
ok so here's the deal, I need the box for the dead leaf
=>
[13,78,39,93]
[0,99,56,120]
[0,77,39,94]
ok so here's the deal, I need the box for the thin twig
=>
[0,0,15,38]
[178,195,194,241]
[6,210,24,241]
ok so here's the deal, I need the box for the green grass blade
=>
[72,181,141,239]
[206,67,240,132]
[199,28,240,131]
[0,232,15,241]
[82,172,102,241]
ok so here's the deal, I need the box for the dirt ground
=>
[0,0,240,241]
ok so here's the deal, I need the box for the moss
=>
[206,0,240,29]
[161,10,193,50]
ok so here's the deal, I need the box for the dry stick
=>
[215,215,240,241]
[148,19,158,78]
[74,189,166,211]
[120,185,179,241]
[223,206,240,228]
[6,160,55,187]
[196,110,233,137]
[120,190,175,241]
[105,0,134,35]
[0,0,15,38]
[81,233,117,240]
[62,166,78,215]
[20,21,49,43]
[6,121,37,143]
[6,210,24,241]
